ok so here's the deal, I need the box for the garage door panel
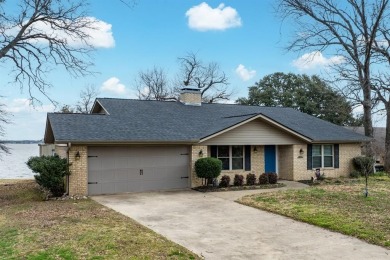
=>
[88,158,101,171]
[115,170,128,181]
[88,146,189,195]
[116,157,129,168]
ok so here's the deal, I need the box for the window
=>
[312,144,333,168]
[216,145,244,170]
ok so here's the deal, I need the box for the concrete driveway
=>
[92,184,390,260]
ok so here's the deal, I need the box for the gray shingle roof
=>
[46,98,370,143]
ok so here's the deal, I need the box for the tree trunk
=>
[384,106,390,172]
[363,77,374,136]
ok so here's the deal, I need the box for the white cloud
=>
[101,77,127,94]
[186,2,242,31]
[82,18,115,48]
[2,98,54,113]
[292,51,345,71]
[235,64,256,81]
[0,98,55,140]
[10,16,114,48]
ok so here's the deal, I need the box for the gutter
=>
[54,139,200,145]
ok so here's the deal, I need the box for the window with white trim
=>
[312,144,333,168]
[217,145,244,170]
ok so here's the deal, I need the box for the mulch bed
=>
[193,183,285,192]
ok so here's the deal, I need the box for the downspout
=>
[65,142,71,195]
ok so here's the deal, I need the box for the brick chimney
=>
[179,88,201,106]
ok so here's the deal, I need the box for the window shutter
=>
[334,144,339,168]
[307,144,312,170]
[245,145,251,171]
[210,146,217,158]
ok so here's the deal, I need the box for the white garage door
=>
[88,146,189,195]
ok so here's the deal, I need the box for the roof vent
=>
[179,88,201,106]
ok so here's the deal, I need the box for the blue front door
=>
[264,145,276,172]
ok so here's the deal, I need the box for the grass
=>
[239,176,390,248]
[0,180,199,259]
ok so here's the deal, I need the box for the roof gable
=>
[200,116,310,145]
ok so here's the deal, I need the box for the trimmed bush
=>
[195,157,222,185]
[353,156,375,176]
[259,172,278,185]
[27,155,70,197]
[259,173,268,185]
[246,173,256,186]
[233,174,244,186]
[219,175,231,187]
[350,170,360,178]
[268,172,278,184]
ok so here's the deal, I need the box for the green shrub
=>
[350,170,360,178]
[259,172,278,185]
[373,171,388,177]
[233,174,244,186]
[353,156,375,176]
[246,173,256,185]
[195,157,222,185]
[219,175,231,187]
[27,155,70,197]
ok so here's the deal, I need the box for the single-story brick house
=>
[42,88,369,196]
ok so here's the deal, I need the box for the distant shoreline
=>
[1,140,42,144]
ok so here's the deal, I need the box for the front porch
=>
[190,143,360,187]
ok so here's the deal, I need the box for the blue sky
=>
[1,1,384,140]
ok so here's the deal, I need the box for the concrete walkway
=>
[92,183,390,260]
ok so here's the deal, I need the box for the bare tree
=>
[0,102,10,154]
[76,85,99,113]
[278,0,390,153]
[136,53,232,103]
[0,0,98,104]
[371,73,390,171]
[58,104,74,113]
[135,66,176,101]
[178,52,231,103]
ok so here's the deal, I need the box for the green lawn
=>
[0,180,199,259]
[239,176,390,248]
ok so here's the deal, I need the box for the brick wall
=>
[55,145,68,159]
[68,145,88,196]
[278,145,294,180]
[292,143,361,180]
[180,92,201,105]
[190,145,208,187]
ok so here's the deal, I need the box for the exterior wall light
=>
[198,149,203,157]
[299,148,304,155]
[75,151,81,160]
[253,146,258,153]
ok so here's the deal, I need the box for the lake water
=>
[0,144,39,179]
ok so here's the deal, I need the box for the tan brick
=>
[292,143,361,180]
[180,92,201,105]
[190,145,208,187]
[278,145,295,180]
[68,145,88,196]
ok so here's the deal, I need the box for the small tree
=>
[27,155,70,197]
[194,157,222,186]
[353,156,375,197]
